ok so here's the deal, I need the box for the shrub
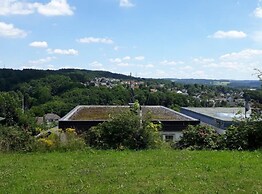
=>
[36,128,86,152]
[84,110,162,150]
[223,119,262,150]
[0,125,36,152]
[176,125,221,150]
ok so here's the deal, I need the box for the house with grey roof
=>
[36,113,61,125]
[44,113,61,123]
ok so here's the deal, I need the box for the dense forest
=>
[0,68,134,91]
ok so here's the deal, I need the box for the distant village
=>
[84,77,250,108]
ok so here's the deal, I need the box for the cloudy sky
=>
[0,0,262,80]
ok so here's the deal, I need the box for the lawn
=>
[0,150,261,193]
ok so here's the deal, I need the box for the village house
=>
[36,113,61,125]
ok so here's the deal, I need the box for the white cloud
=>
[155,69,167,77]
[89,61,105,70]
[141,49,261,79]
[22,60,56,71]
[37,0,74,16]
[109,58,122,63]
[135,56,145,61]
[220,49,262,61]
[89,61,103,68]
[209,30,247,39]
[191,70,207,78]
[251,31,262,42]
[114,46,120,51]
[144,64,154,68]
[29,41,48,48]
[201,63,220,68]
[137,63,154,68]
[123,56,131,60]
[160,60,184,66]
[254,6,262,18]
[48,48,78,55]
[117,62,130,67]
[193,57,218,68]
[0,22,27,38]
[179,65,194,71]
[21,64,55,70]
[218,61,240,70]
[77,37,114,44]
[119,0,135,7]
[59,66,83,70]
[137,71,152,78]
[0,0,74,16]
[0,0,36,15]
[193,57,215,64]
[201,61,241,71]
[190,49,262,79]
[109,56,131,63]
[29,56,55,64]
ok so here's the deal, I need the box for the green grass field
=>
[0,150,261,193]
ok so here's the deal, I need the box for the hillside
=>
[0,68,135,91]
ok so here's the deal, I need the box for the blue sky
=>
[0,0,262,80]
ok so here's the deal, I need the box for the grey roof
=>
[44,113,60,120]
[36,117,44,124]
[181,107,247,121]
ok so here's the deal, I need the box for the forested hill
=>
[0,68,134,91]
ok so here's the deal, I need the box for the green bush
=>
[175,118,262,151]
[223,119,262,150]
[0,125,36,152]
[176,125,221,150]
[84,110,162,150]
[36,128,86,152]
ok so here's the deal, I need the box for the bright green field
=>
[0,150,261,193]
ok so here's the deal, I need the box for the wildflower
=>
[38,138,54,147]
[58,128,63,132]
[35,127,42,133]
[66,128,76,133]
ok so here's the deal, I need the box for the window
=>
[165,135,174,142]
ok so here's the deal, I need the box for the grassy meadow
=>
[0,150,261,193]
